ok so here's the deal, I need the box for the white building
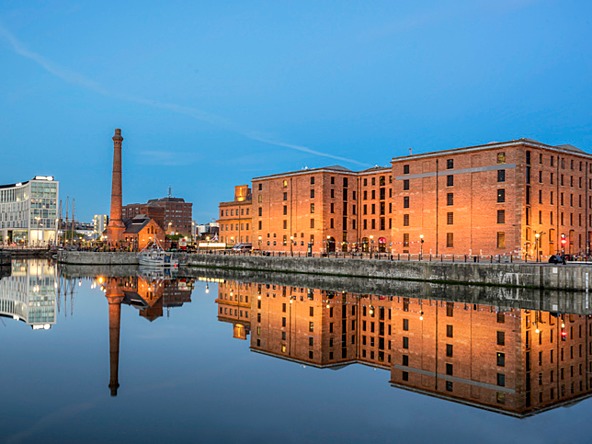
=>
[93,214,108,237]
[0,176,59,246]
[0,259,57,330]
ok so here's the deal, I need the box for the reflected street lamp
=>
[419,234,424,260]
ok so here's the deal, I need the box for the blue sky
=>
[1,0,591,222]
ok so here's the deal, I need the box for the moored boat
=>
[138,242,178,267]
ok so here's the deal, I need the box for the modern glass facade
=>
[0,259,56,329]
[0,176,59,246]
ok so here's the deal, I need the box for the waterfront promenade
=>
[55,250,592,291]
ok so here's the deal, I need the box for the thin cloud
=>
[0,22,367,168]
[247,133,370,167]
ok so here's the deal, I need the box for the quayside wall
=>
[57,251,592,291]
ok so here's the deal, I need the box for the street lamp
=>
[326,235,331,255]
[419,234,424,260]
[258,235,262,251]
[534,232,540,262]
[369,235,374,255]
[290,235,294,255]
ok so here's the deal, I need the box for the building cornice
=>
[391,139,591,163]
[253,166,358,181]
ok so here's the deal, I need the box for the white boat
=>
[138,242,179,267]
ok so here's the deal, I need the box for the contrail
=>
[0,22,369,168]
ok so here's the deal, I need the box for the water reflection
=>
[0,259,57,329]
[2,263,591,419]
[97,268,195,396]
[216,280,592,417]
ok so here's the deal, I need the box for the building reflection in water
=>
[0,259,57,330]
[216,280,592,417]
[98,270,194,396]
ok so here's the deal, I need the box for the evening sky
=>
[1,0,591,222]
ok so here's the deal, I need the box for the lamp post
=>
[534,232,540,262]
[191,221,196,248]
[258,235,262,251]
[290,235,294,255]
[419,234,424,260]
[369,235,374,255]
[326,235,331,255]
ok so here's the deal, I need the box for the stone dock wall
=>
[57,251,592,291]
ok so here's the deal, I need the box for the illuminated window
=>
[497,232,505,248]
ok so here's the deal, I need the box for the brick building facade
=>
[218,185,252,246]
[124,197,193,236]
[215,279,592,416]
[219,139,592,258]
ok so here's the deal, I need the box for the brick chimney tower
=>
[105,277,124,397]
[105,128,125,246]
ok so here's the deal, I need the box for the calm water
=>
[1,259,592,444]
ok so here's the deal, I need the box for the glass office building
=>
[0,176,59,246]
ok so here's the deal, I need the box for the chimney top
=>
[113,128,123,142]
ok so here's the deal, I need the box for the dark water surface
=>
[1,260,591,444]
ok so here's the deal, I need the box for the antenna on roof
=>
[168,186,172,198]
[409,147,413,155]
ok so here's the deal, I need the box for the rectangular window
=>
[497,331,505,345]
[447,175,454,186]
[403,165,409,174]
[446,302,454,317]
[497,189,505,203]
[447,193,453,206]
[497,232,505,248]
[446,233,453,248]
[447,159,454,169]
[497,352,505,367]
[497,373,506,387]
[310,177,315,185]
[497,152,506,163]
[310,203,315,213]
[446,344,453,357]
[310,219,314,228]
[403,179,409,190]
[403,196,409,208]
[403,214,409,226]
[497,210,505,224]
[310,189,315,198]
[447,212,453,225]
[446,363,453,376]
[403,233,409,247]
[402,337,409,349]
[498,170,506,182]
[446,325,453,338]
